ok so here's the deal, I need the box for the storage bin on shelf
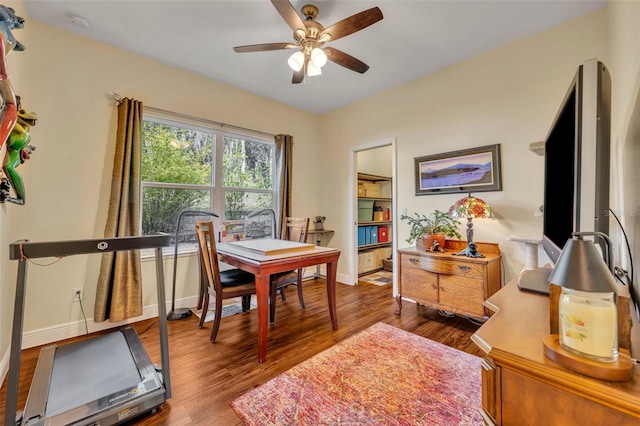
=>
[362,182,381,198]
[358,200,374,222]
[366,225,378,245]
[358,227,366,246]
[378,225,388,242]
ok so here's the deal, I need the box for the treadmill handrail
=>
[9,234,171,260]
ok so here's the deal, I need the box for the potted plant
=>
[400,210,462,251]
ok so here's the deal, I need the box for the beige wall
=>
[3,1,640,384]
[320,9,609,281]
[357,145,393,177]
[0,0,322,374]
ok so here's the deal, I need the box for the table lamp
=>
[448,193,493,258]
[543,232,634,381]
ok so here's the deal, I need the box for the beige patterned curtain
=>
[94,98,143,322]
[275,134,293,237]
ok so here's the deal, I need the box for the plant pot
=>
[421,233,446,251]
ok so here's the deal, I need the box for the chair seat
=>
[220,269,255,287]
[270,270,298,286]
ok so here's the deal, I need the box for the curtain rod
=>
[111,92,277,139]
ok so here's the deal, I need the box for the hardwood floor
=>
[0,278,484,425]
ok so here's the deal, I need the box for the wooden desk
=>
[472,280,640,425]
[217,240,341,363]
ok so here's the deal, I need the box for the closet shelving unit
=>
[357,173,393,276]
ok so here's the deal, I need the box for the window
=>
[140,115,275,246]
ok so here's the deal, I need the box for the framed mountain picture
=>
[414,144,502,195]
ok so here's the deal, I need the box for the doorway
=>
[350,139,397,294]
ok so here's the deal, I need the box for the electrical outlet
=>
[72,287,83,303]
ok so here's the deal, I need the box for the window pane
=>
[142,187,211,242]
[223,136,273,189]
[142,121,213,185]
[225,191,272,221]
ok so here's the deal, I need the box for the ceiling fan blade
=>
[325,47,369,74]
[320,7,383,42]
[292,68,305,84]
[271,0,306,33]
[233,42,297,53]
[292,56,308,84]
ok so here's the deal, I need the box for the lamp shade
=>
[288,51,305,72]
[307,61,322,77]
[548,236,617,293]
[448,194,494,219]
[549,234,619,362]
[310,47,327,67]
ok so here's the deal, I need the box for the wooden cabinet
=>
[396,240,501,319]
[472,280,640,425]
[357,173,392,275]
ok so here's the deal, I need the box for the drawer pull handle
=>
[409,258,419,264]
[458,265,471,272]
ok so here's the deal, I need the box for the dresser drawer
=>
[439,275,485,316]
[400,266,438,304]
[401,253,484,279]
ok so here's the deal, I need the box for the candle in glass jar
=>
[559,288,618,362]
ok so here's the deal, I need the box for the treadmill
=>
[4,235,172,426]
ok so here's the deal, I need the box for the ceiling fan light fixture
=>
[307,61,322,77]
[233,1,384,84]
[288,51,305,71]
[311,47,327,68]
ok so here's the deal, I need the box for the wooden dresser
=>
[396,240,501,320]
[472,280,640,425]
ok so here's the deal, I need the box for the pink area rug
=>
[230,322,482,425]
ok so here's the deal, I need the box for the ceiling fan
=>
[233,1,383,84]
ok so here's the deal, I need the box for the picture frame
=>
[414,144,502,196]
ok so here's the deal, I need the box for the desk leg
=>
[326,260,339,330]
[315,236,322,278]
[255,273,270,363]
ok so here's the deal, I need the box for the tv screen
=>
[519,60,611,295]
[541,59,610,265]
[542,86,577,265]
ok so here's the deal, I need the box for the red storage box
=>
[378,225,388,242]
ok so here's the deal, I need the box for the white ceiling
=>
[24,0,606,115]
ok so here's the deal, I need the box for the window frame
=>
[139,112,277,254]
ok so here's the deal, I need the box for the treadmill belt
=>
[46,332,142,416]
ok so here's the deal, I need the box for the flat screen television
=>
[542,59,611,264]
[518,59,611,295]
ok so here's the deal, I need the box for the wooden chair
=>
[269,217,310,324]
[195,220,256,342]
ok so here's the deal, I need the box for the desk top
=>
[218,241,338,262]
[228,238,314,256]
[472,280,640,402]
